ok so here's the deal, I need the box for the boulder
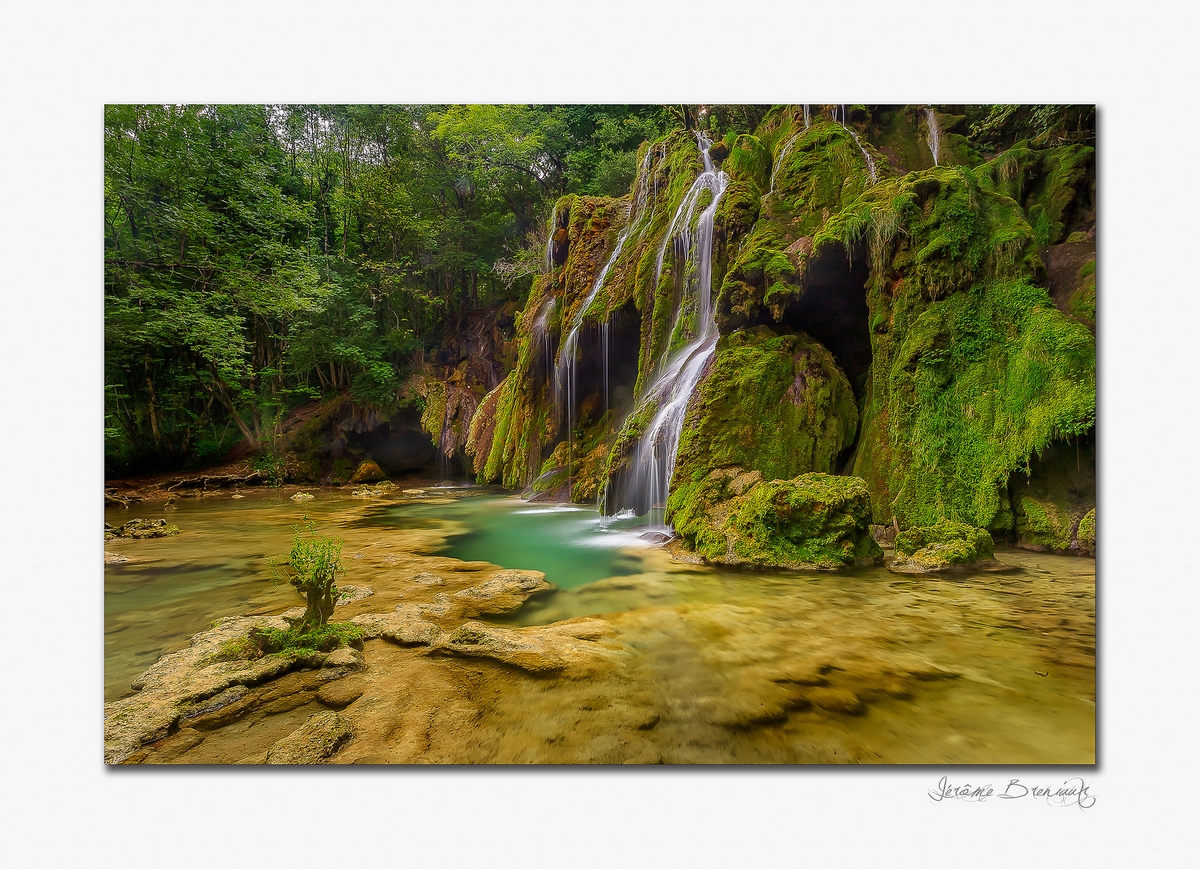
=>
[349,459,387,484]
[350,605,443,646]
[322,646,365,670]
[887,520,1011,574]
[264,711,353,764]
[669,470,883,570]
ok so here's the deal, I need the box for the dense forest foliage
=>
[104,104,680,473]
[105,104,1092,479]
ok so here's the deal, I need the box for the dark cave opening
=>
[782,242,874,397]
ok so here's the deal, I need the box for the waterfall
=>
[846,126,878,185]
[768,127,803,195]
[607,132,729,525]
[924,107,940,166]
[553,144,661,469]
[803,104,810,128]
[532,296,556,386]
[544,203,558,273]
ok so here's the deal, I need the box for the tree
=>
[272,520,344,630]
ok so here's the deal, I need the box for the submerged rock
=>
[264,711,353,764]
[670,470,882,570]
[104,551,130,565]
[290,492,315,501]
[887,520,1011,574]
[452,570,553,616]
[104,518,180,541]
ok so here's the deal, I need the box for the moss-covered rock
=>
[668,327,857,499]
[104,518,180,541]
[348,459,386,484]
[887,520,1006,574]
[1014,496,1079,553]
[670,470,882,570]
[721,134,771,191]
[1077,508,1096,556]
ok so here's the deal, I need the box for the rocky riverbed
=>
[104,489,1095,765]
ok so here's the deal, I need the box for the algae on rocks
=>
[887,520,1007,574]
[669,470,882,570]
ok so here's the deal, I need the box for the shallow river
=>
[104,486,1096,764]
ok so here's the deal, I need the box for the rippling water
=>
[105,487,1095,763]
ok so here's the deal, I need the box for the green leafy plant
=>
[270,518,345,630]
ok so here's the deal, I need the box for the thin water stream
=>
[105,488,1095,763]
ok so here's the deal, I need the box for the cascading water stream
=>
[532,296,556,385]
[554,145,660,469]
[608,132,729,528]
[846,126,878,185]
[924,107,940,166]
[544,203,558,273]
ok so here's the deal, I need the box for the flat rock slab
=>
[351,607,443,646]
[432,617,616,674]
[264,711,353,764]
[453,569,552,616]
[105,615,302,763]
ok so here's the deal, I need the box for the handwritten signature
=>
[929,776,1095,809]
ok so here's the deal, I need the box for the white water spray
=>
[607,132,730,525]
[924,107,940,166]
[553,145,661,467]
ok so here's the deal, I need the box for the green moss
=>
[418,378,447,440]
[1077,508,1096,555]
[1069,258,1096,327]
[1015,496,1074,552]
[671,470,882,570]
[723,134,771,191]
[331,458,356,485]
[894,519,994,567]
[208,622,364,665]
[668,328,857,500]
[974,141,1093,247]
[811,167,1095,527]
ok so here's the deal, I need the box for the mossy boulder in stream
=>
[105,518,180,541]
[670,470,882,570]
[665,327,857,501]
[348,459,386,484]
[887,520,1006,574]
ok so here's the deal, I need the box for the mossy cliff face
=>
[669,470,882,570]
[662,327,856,520]
[465,106,1095,567]
[815,165,1095,528]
